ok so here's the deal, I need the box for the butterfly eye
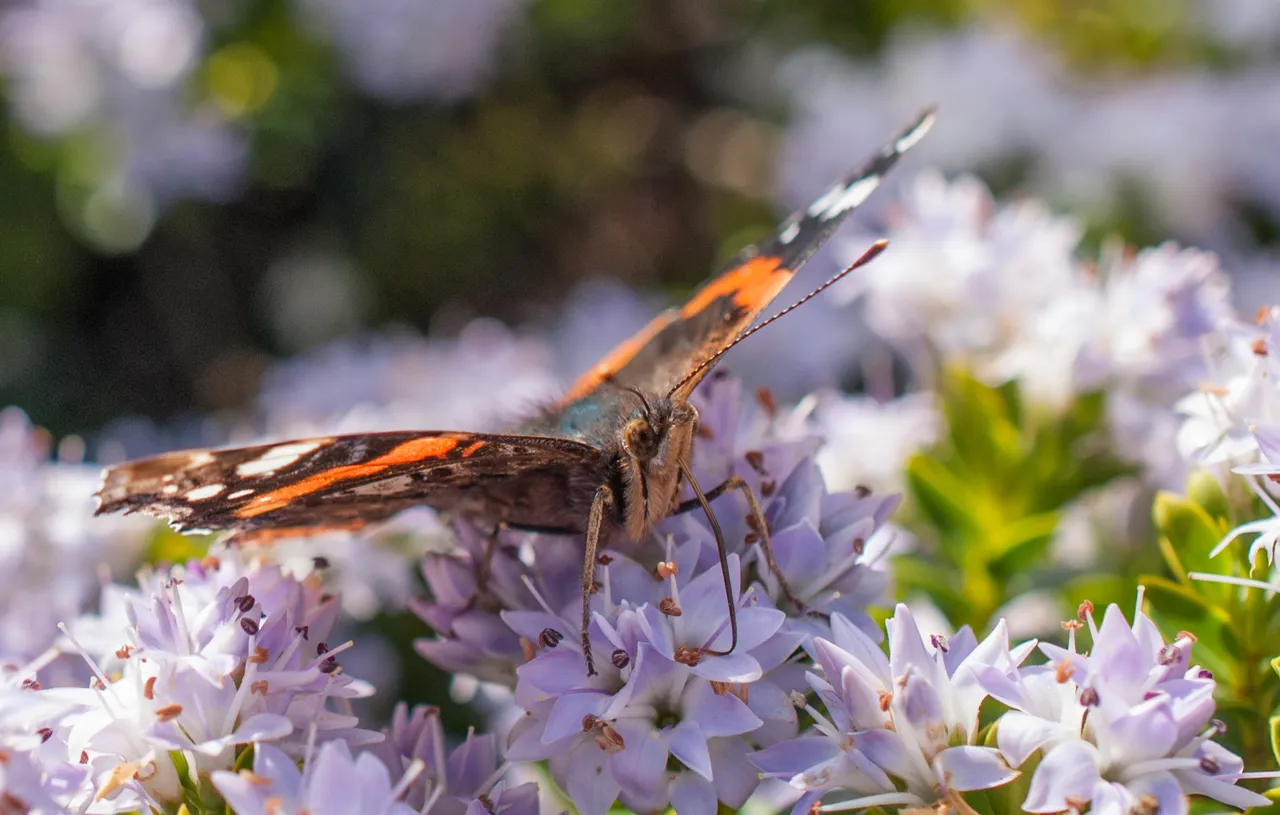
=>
[623,418,659,461]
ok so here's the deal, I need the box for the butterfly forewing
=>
[559,108,935,404]
[96,431,603,534]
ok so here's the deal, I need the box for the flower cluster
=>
[813,169,1240,493]
[752,598,1266,814]
[2,549,382,813]
[0,407,151,665]
[412,376,902,813]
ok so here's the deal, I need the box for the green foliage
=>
[894,367,1134,632]
[1146,475,1280,776]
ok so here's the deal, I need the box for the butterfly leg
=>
[474,526,501,595]
[678,463,738,660]
[674,475,807,613]
[581,484,614,677]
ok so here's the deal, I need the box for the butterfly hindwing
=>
[559,109,935,404]
[96,431,604,535]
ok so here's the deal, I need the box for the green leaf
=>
[905,453,979,539]
[1272,715,1280,770]
[1152,491,1226,586]
[989,511,1059,573]
[1187,468,1232,522]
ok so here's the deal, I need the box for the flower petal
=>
[750,736,840,777]
[933,745,1018,792]
[670,720,713,780]
[995,711,1067,768]
[669,771,718,815]
[1021,740,1102,813]
[682,680,763,737]
[610,720,669,801]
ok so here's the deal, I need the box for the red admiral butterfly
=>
[96,110,935,674]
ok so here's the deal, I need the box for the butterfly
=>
[96,109,935,675]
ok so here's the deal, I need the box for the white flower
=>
[1175,306,1280,470]
[30,549,378,811]
[804,390,940,494]
[0,407,151,664]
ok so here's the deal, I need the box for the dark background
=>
[1,0,1277,439]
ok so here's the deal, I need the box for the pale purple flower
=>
[1208,422,1280,571]
[31,549,378,811]
[806,390,940,495]
[213,741,416,815]
[982,596,1269,813]
[0,407,151,664]
[1175,306,1280,469]
[373,703,540,815]
[829,169,1088,409]
[749,458,897,643]
[1075,242,1234,394]
[751,605,1027,812]
[0,728,79,815]
[494,536,796,813]
[508,635,766,815]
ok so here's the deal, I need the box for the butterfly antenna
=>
[667,239,889,397]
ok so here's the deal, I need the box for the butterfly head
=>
[615,389,699,539]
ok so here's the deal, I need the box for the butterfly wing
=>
[95,431,604,536]
[559,109,935,404]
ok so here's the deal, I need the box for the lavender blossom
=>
[373,703,539,815]
[979,596,1268,813]
[751,605,1026,813]
[213,741,415,815]
[0,407,151,665]
[409,375,903,813]
[22,549,378,812]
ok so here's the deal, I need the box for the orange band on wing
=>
[237,436,459,518]
[460,441,485,457]
[678,255,788,319]
[560,311,679,403]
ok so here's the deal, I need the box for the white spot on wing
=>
[236,440,329,477]
[186,484,225,501]
[227,489,254,500]
[162,484,178,495]
[779,221,801,244]
[819,175,881,221]
[894,111,936,155]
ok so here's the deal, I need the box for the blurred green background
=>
[1,0,1277,439]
